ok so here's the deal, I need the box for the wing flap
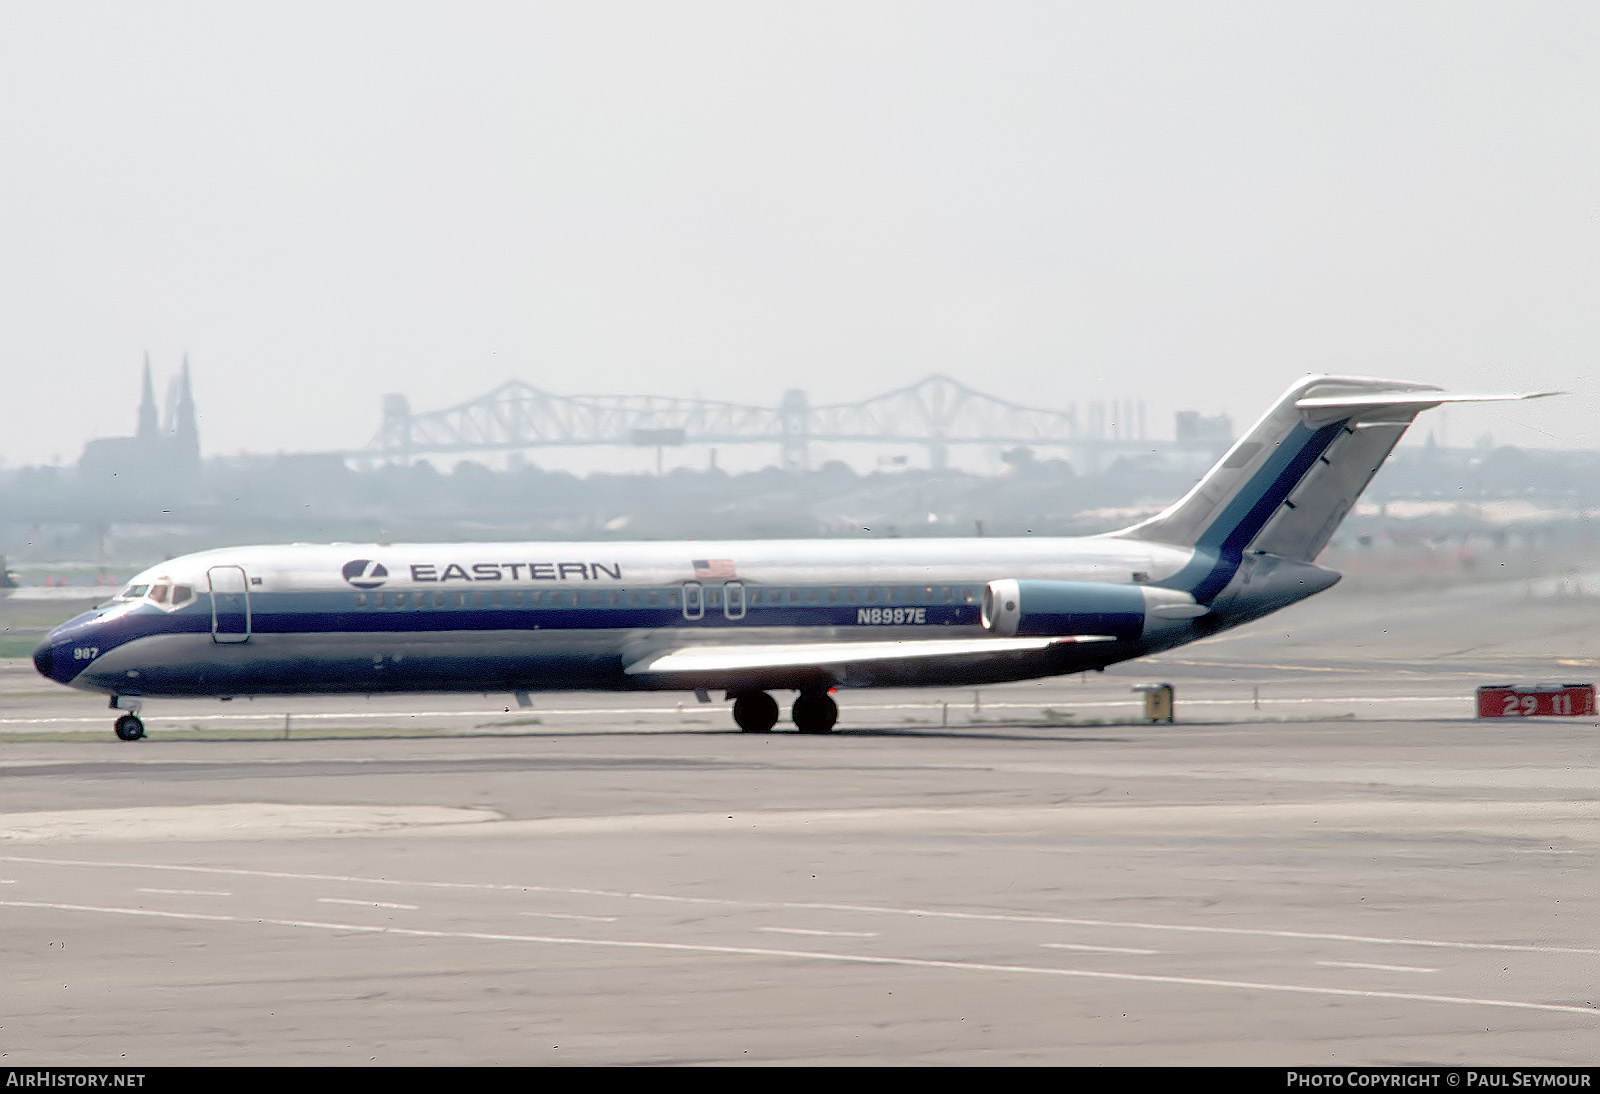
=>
[624,635,1114,676]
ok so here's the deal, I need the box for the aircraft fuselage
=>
[33,535,1321,700]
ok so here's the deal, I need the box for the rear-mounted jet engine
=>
[980,578,1206,639]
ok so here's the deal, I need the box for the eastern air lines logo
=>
[342,559,389,589]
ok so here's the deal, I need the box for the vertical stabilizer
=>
[1112,375,1553,563]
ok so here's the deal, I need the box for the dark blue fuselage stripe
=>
[49,597,987,648]
[1200,420,1344,554]
[1159,419,1345,604]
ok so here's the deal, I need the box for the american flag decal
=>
[692,558,737,579]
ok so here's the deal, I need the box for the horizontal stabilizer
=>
[1295,389,1560,425]
[625,635,1113,676]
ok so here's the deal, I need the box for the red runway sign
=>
[1476,684,1595,718]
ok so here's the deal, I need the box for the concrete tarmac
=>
[1,581,1597,1065]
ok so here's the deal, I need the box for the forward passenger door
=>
[208,566,251,643]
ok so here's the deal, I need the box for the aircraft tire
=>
[792,692,838,734]
[732,692,779,733]
[113,714,146,742]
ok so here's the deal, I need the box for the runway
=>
[2,582,1597,1065]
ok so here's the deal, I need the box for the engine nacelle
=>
[980,579,1206,639]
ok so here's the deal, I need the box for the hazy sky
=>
[2,1,1595,467]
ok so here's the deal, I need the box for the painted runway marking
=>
[759,927,879,939]
[9,854,1599,958]
[1041,942,1159,955]
[1512,848,1587,855]
[1149,658,1511,680]
[0,691,1510,732]
[316,897,417,910]
[2,899,1593,1019]
[0,693,1483,725]
[517,911,618,922]
[1317,960,1437,974]
[137,888,232,897]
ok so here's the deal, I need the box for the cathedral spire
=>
[136,353,159,442]
[174,354,200,466]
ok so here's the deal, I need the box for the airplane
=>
[32,375,1554,741]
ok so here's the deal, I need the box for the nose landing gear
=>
[109,696,145,741]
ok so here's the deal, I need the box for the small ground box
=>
[1131,683,1174,723]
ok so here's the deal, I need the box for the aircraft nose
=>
[32,638,53,680]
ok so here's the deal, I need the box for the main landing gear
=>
[110,697,145,741]
[730,690,839,734]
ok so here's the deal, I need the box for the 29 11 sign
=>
[1476,684,1595,718]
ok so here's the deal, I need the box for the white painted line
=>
[1041,942,1159,955]
[9,854,1599,959]
[137,888,232,897]
[758,927,879,939]
[517,911,619,922]
[1317,960,1437,974]
[1511,848,1586,854]
[1,899,1593,1019]
[316,897,417,910]
[0,707,699,726]
[0,693,1503,731]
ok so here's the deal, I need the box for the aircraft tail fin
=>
[1111,376,1557,563]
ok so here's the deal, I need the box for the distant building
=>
[1174,409,1233,450]
[79,356,202,481]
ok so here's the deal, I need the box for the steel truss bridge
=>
[362,375,1210,470]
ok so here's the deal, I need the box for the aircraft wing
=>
[623,634,1115,676]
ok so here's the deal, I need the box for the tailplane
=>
[1113,375,1556,563]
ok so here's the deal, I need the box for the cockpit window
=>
[134,580,195,609]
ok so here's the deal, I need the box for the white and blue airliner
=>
[33,376,1551,739]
